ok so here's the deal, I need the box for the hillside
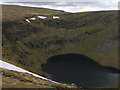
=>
[2,68,75,88]
[2,5,66,22]
[2,5,118,87]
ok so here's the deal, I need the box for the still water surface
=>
[42,54,118,88]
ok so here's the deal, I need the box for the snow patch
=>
[53,16,59,19]
[30,18,36,20]
[0,60,57,83]
[38,16,47,19]
[26,19,30,23]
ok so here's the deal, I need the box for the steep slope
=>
[2,68,75,88]
[2,4,118,80]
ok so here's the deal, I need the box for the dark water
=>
[42,54,118,88]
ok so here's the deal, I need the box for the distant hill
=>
[2,4,118,82]
[2,5,67,21]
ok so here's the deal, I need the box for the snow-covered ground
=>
[38,16,47,19]
[30,18,36,20]
[0,60,57,83]
[26,19,31,23]
[53,16,59,19]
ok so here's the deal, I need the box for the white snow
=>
[0,60,57,83]
[30,18,36,20]
[38,16,47,19]
[53,16,59,19]
[26,19,30,23]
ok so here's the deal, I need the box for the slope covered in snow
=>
[0,60,57,83]
[38,16,47,19]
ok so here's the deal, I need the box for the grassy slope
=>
[2,5,118,87]
[2,5,66,22]
[2,68,75,88]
